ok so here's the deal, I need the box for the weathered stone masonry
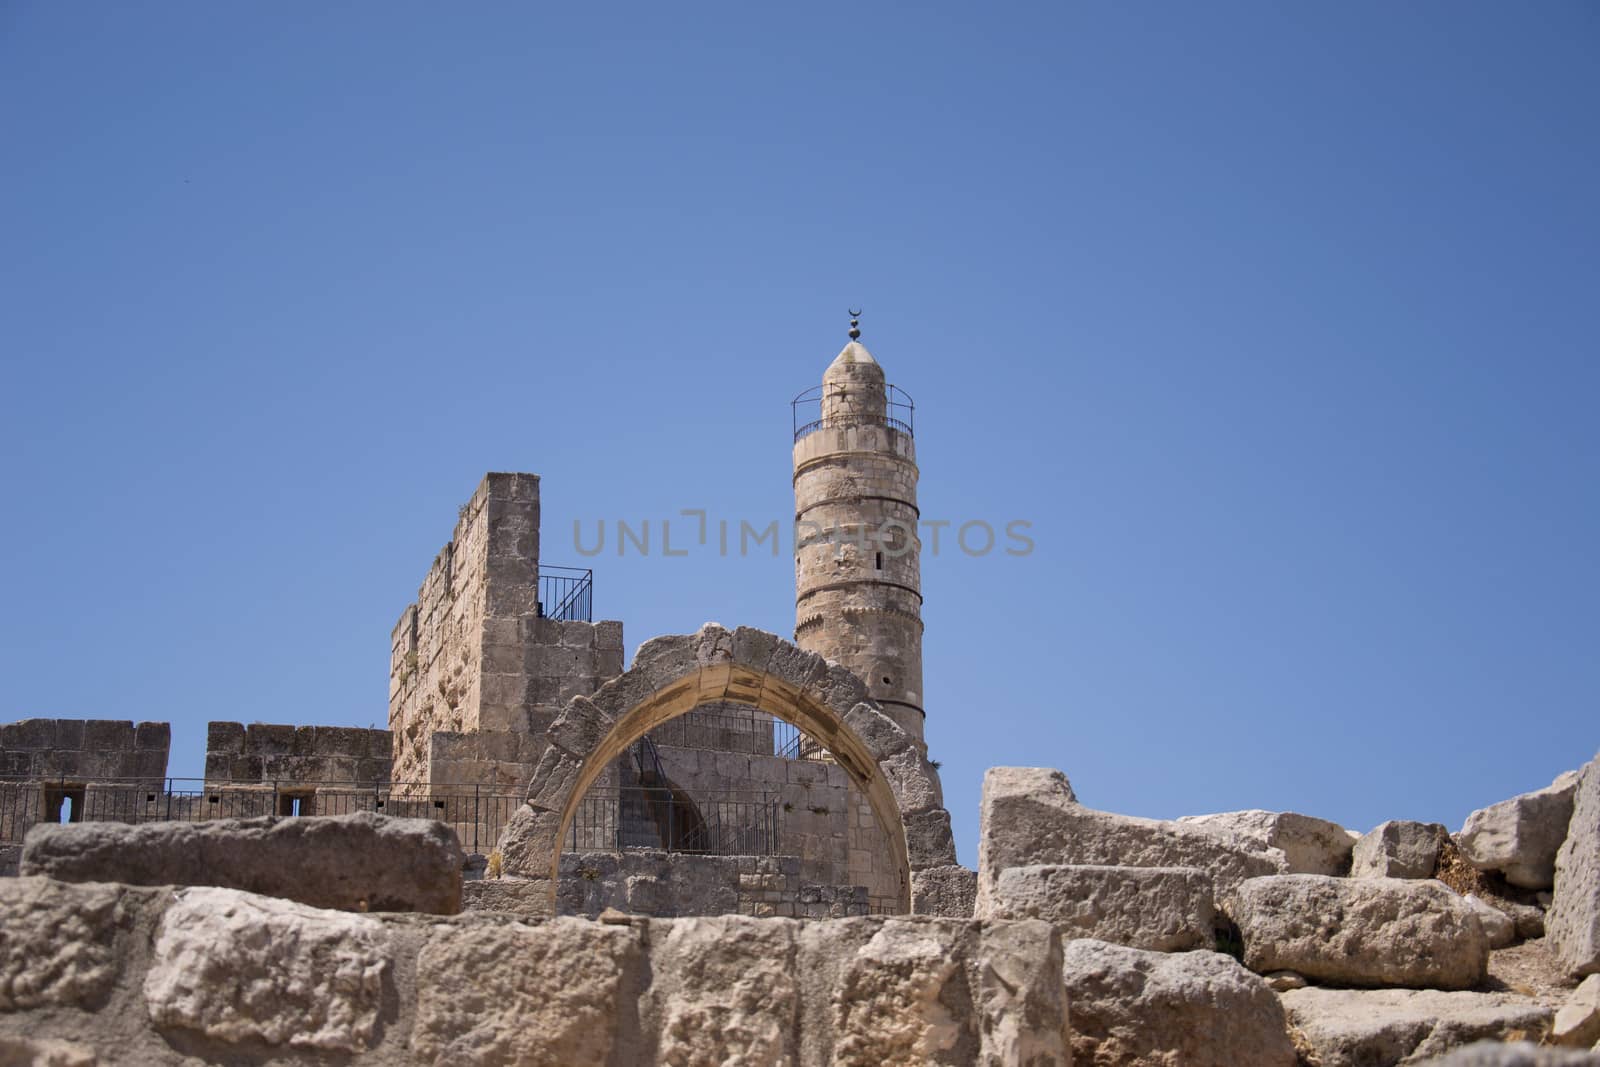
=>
[386,472,624,789]
[0,719,170,874]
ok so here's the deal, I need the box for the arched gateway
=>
[494,623,960,914]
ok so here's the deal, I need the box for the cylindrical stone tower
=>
[793,317,925,741]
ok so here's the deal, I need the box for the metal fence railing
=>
[566,788,782,856]
[0,777,525,854]
[791,383,915,442]
[645,706,809,760]
[537,565,593,622]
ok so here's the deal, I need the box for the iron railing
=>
[565,788,782,856]
[791,383,915,442]
[537,565,593,622]
[643,706,807,760]
[0,777,525,853]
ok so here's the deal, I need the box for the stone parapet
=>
[0,877,1069,1065]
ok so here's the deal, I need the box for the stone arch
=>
[494,623,958,914]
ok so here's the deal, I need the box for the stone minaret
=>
[793,315,925,741]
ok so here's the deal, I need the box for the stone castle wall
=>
[387,472,541,782]
[387,474,623,788]
[0,876,1066,1065]
[0,718,169,782]
[0,719,173,874]
[203,722,393,786]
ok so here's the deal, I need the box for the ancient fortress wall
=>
[0,718,169,782]
[386,473,623,787]
[203,722,392,786]
[0,719,172,872]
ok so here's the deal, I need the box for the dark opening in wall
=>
[875,551,883,570]
[277,792,315,817]
[44,785,84,824]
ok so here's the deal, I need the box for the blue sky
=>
[3,3,1596,865]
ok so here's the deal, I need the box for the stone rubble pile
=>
[0,752,1597,1065]
[974,753,1600,1066]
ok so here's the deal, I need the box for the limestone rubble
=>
[3,757,1600,1064]
[1234,874,1491,990]
[1549,754,1600,978]
[1459,772,1581,891]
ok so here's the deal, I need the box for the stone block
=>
[495,804,563,876]
[1551,973,1600,1048]
[81,720,134,752]
[0,1036,98,1065]
[311,725,368,758]
[205,720,246,755]
[357,757,392,782]
[1352,820,1448,879]
[0,876,133,1011]
[814,662,869,717]
[1411,1045,1600,1066]
[587,667,656,721]
[796,915,1070,1065]
[413,916,640,1067]
[1463,894,1518,949]
[228,754,264,781]
[1061,938,1296,1067]
[977,766,1287,911]
[131,748,168,781]
[547,696,615,760]
[596,648,625,680]
[984,863,1217,951]
[882,745,943,812]
[54,719,85,750]
[1234,874,1489,989]
[647,915,799,1064]
[130,721,168,753]
[526,747,581,812]
[290,725,318,756]
[1457,770,1578,890]
[1281,988,1557,1067]
[461,877,555,918]
[905,807,959,868]
[910,864,977,917]
[1549,753,1600,977]
[22,811,463,914]
[31,748,79,777]
[1178,808,1355,876]
[145,887,391,1052]
[842,702,912,761]
[1,719,58,750]
[243,723,296,756]
[594,619,624,651]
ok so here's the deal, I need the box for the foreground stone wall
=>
[0,876,1067,1066]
